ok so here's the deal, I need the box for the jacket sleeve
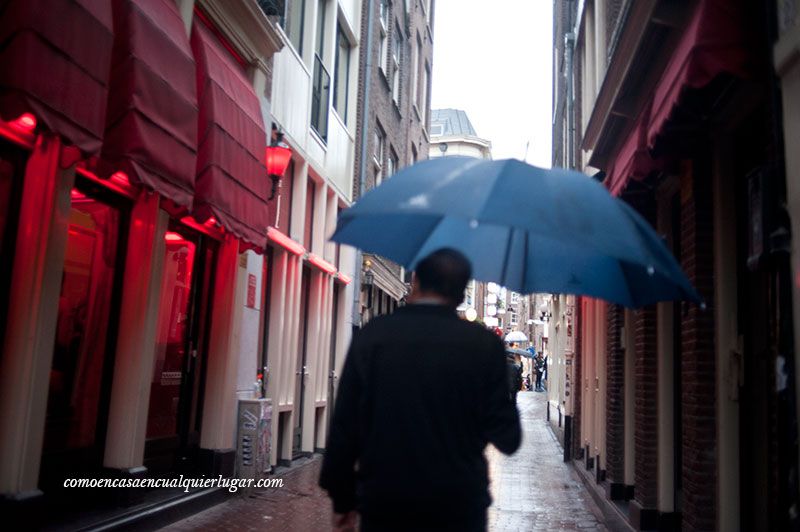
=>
[319,334,364,513]
[482,339,522,455]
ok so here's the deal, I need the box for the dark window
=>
[44,181,128,467]
[310,0,330,140]
[304,180,315,250]
[0,141,25,348]
[277,159,294,233]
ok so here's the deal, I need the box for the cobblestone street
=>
[163,391,606,531]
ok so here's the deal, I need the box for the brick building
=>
[552,1,799,530]
[352,0,435,324]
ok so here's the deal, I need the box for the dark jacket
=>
[319,304,522,518]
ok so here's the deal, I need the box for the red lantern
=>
[265,144,292,200]
[265,145,291,178]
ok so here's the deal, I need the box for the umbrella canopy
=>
[506,347,534,358]
[332,157,701,308]
[505,331,529,343]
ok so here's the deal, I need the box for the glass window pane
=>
[146,230,197,440]
[333,24,350,122]
[45,192,122,452]
[285,0,306,54]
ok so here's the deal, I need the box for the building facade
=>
[0,0,359,527]
[352,0,436,325]
[553,0,799,530]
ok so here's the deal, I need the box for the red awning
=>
[0,0,113,154]
[607,103,660,197]
[191,19,271,250]
[100,0,198,209]
[646,0,753,149]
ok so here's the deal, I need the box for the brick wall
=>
[606,303,625,485]
[634,303,658,510]
[680,159,717,532]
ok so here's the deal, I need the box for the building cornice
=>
[197,0,284,66]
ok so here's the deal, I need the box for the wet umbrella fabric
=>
[505,331,529,343]
[331,156,701,308]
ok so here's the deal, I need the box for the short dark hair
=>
[414,248,472,306]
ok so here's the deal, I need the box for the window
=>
[378,2,389,75]
[45,183,127,455]
[310,0,330,140]
[387,148,398,178]
[430,124,443,136]
[373,124,385,187]
[511,292,520,305]
[422,62,430,127]
[333,22,350,123]
[411,143,417,164]
[272,0,306,55]
[391,22,402,104]
[510,313,518,326]
[411,33,420,109]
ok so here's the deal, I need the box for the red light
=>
[308,253,337,274]
[110,171,130,185]
[70,189,86,200]
[267,227,305,255]
[205,217,218,227]
[165,231,185,242]
[337,273,352,285]
[13,113,36,131]
[265,145,292,177]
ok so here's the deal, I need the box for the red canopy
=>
[0,0,113,154]
[101,0,198,209]
[608,0,753,196]
[607,104,660,197]
[646,0,752,149]
[191,19,271,250]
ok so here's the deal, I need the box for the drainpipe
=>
[351,0,376,329]
[565,1,576,170]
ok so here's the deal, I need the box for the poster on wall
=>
[565,295,575,353]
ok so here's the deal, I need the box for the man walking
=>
[320,249,522,532]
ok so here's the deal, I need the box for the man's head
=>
[410,248,472,309]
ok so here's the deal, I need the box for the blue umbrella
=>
[331,157,701,308]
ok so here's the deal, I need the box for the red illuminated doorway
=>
[40,176,130,488]
[144,222,217,473]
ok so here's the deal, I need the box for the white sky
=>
[431,0,553,168]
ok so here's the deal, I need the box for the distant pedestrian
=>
[534,354,545,392]
[320,248,522,532]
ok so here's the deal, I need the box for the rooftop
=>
[430,108,478,137]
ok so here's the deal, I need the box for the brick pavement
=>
[163,391,606,531]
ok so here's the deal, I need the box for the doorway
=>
[293,266,312,457]
[144,222,217,473]
[40,176,130,489]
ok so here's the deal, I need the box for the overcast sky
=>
[431,0,553,168]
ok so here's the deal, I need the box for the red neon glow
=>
[308,253,337,274]
[337,273,352,285]
[165,231,185,242]
[265,145,292,177]
[70,189,86,200]
[110,171,130,186]
[205,217,218,227]
[267,227,305,255]
[13,113,36,131]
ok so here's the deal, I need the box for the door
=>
[145,223,216,472]
[40,177,129,488]
[327,283,340,429]
[293,266,311,457]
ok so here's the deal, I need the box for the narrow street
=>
[164,391,607,531]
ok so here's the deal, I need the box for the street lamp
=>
[265,130,292,201]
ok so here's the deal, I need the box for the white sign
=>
[487,293,498,304]
[487,305,497,316]
[484,316,499,327]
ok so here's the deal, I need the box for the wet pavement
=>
[162,391,606,531]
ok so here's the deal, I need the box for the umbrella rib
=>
[500,227,514,287]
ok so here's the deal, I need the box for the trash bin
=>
[237,398,272,480]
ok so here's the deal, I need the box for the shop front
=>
[0,0,284,527]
